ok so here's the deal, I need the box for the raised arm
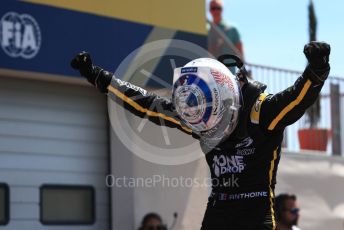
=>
[251,42,331,133]
[71,52,199,139]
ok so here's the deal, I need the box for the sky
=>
[206,0,344,77]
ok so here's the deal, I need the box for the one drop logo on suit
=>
[0,12,41,59]
[212,137,255,177]
[212,155,245,177]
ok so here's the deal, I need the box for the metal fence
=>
[246,63,344,156]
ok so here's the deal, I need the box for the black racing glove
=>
[303,41,331,83]
[71,52,112,93]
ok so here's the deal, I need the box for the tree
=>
[305,0,320,128]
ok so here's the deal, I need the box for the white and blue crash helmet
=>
[172,58,242,142]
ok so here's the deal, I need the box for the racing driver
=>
[71,41,330,230]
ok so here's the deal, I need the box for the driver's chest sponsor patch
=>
[235,137,256,156]
[212,155,245,177]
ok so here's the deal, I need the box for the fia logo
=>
[0,12,41,59]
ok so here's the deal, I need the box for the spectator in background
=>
[138,213,167,230]
[208,0,244,74]
[275,194,302,230]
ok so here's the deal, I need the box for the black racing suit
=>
[98,65,328,230]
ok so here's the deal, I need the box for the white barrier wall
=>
[276,151,344,230]
[109,101,209,230]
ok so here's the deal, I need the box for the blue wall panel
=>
[0,0,152,78]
